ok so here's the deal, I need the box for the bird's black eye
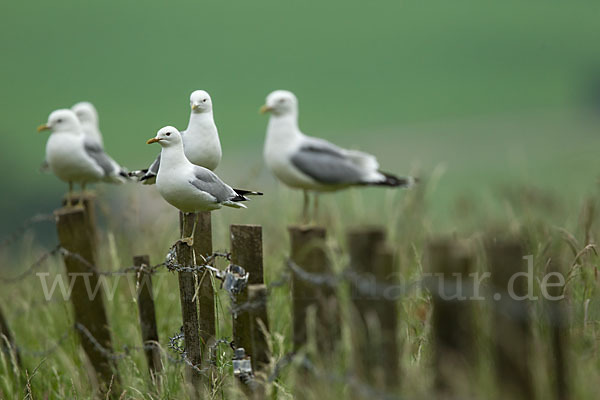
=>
[57,118,63,123]
[166,132,171,136]
[278,99,285,103]
[203,99,207,102]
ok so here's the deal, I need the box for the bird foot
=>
[176,237,194,247]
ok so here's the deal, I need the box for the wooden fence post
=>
[133,255,162,383]
[191,212,215,355]
[289,226,340,354]
[426,238,475,395]
[55,205,120,396]
[347,228,400,390]
[247,284,270,371]
[230,224,270,371]
[0,304,21,370]
[177,214,204,397]
[62,193,97,244]
[486,238,534,400]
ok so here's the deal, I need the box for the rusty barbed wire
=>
[167,327,235,377]
[286,258,425,300]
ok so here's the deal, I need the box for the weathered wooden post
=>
[289,226,340,354]
[426,238,475,395]
[133,255,162,383]
[347,228,400,390]
[55,204,120,396]
[487,238,534,400]
[230,224,270,371]
[0,305,21,370]
[177,214,204,397]
[247,284,270,370]
[191,212,215,355]
[62,193,97,244]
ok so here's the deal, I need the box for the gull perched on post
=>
[146,126,261,246]
[133,90,222,184]
[261,90,416,221]
[71,101,129,180]
[37,109,129,205]
[71,101,104,147]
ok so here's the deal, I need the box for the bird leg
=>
[178,213,196,247]
[67,181,74,207]
[302,190,310,224]
[77,183,86,206]
[313,193,319,223]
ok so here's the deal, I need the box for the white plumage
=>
[148,126,259,212]
[261,90,415,221]
[147,126,260,245]
[134,90,222,184]
[38,109,127,204]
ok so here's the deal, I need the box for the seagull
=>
[147,126,261,246]
[38,109,129,205]
[133,90,222,184]
[71,101,129,181]
[71,101,104,147]
[260,90,416,222]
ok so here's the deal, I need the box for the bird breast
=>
[46,134,104,183]
[183,122,222,170]
[156,171,220,213]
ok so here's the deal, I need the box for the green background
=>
[1,0,600,234]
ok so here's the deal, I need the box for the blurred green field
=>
[1,0,600,233]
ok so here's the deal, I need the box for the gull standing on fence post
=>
[71,101,104,147]
[132,90,222,183]
[146,127,262,246]
[37,109,129,206]
[261,90,416,222]
[71,101,129,181]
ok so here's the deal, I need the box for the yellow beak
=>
[37,124,50,132]
[146,137,161,144]
[259,105,273,114]
[192,104,199,111]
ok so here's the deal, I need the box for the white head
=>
[260,90,298,117]
[147,126,183,147]
[72,102,99,126]
[37,109,82,134]
[189,90,212,114]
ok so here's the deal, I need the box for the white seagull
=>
[134,90,222,184]
[71,101,104,147]
[71,101,128,181]
[260,90,416,221]
[38,109,129,205]
[146,126,261,245]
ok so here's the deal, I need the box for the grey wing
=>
[84,139,116,176]
[147,153,161,175]
[290,139,365,184]
[136,153,160,184]
[189,166,238,202]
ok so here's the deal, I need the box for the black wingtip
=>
[234,189,264,197]
[128,169,148,177]
[365,172,417,188]
[140,173,155,182]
